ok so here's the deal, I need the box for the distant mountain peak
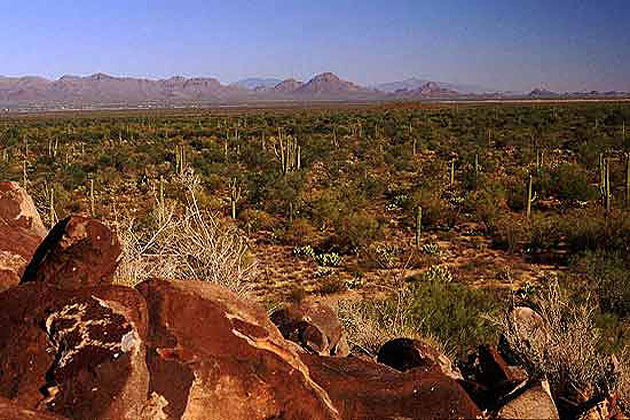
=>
[296,72,367,95]
[528,87,558,97]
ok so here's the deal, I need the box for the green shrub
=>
[283,218,317,246]
[572,251,630,317]
[421,264,453,283]
[338,211,380,250]
[421,242,441,256]
[407,280,500,356]
[315,252,343,267]
[293,245,315,259]
[239,209,277,233]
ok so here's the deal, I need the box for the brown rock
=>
[0,283,149,420]
[20,216,121,289]
[497,380,560,419]
[377,337,459,379]
[136,279,341,420]
[301,354,481,420]
[0,182,46,237]
[0,182,46,291]
[478,345,527,394]
[270,302,349,356]
[0,396,69,420]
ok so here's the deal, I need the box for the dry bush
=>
[113,170,256,297]
[335,281,448,359]
[497,279,621,405]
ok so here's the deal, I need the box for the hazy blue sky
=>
[1,0,629,91]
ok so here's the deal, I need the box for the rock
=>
[136,279,341,420]
[0,182,46,291]
[301,354,481,419]
[20,216,121,289]
[376,337,460,379]
[0,182,46,238]
[499,306,546,365]
[0,396,70,420]
[0,283,149,420]
[478,345,527,394]
[270,302,349,357]
[497,380,560,419]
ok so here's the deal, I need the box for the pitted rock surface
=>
[0,182,46,291]
[136,279,341,420]
[301,353,481,419]
[20,216,121,289]
[0,396,70,420]
[0,283,148,420]
[270,302,349,357]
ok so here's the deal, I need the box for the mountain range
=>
[0,72,627,110]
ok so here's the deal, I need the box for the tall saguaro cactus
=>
[527,174,536,220]
[274,132,301,175]
[415,206,422,248]
[229,178,242,219]
[49,187,56,227]
[175,144,186,175]
[604,158,611,216]
[89,178,95,217]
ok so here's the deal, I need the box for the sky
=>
[1,0,629,92]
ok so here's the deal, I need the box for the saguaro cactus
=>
[229,178,242,219]
[527,174,537,220]
[274,133,301,175]
[626,154,630,207]
[89,178,95,217]
[175,144,186,175]
[449,159,455,186]
[49,187,56,227]
[605,158,611,216]
[416,206,423,248]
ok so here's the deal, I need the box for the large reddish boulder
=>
[0,182,46,291]
[20,216,121,289]
[301,354,481,419]
[270,302,349,356]
[136,279,341,420]
[0,283,149,420]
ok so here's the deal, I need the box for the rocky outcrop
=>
[0,283,149,420]
[270,302,349,357]
[302,354,481,419]
[0,188,493,420]
[136,279,341,420]
[20,216,121,289]
[0,182,46,290]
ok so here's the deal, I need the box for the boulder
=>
[136,279,341,420]
[497,380,560,419]
[458,345,528,410]
[376,337,459,379]
[20,216,121,289]
[498,306,546,365]
[0,396,69,420]
[0,283,149,420]
[0,182,46,291]
[301,354,481,420]
[478,345,527,394]
[270,302,349,357]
